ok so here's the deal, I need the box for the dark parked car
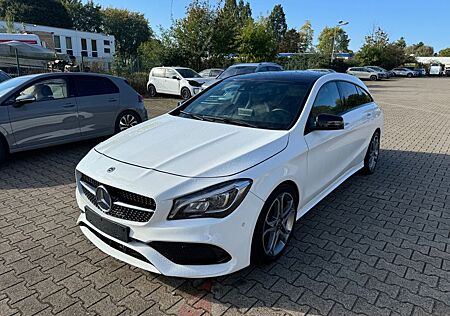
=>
[202,62,283,89]
[0,70,11,83]
[0,72,147,162]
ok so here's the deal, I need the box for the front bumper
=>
[76,172,264,278]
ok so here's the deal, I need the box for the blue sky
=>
[96,0,450,52]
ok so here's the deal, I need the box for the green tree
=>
[406,42,434,56]
[172,0,216,70]
[62,0,103,33]
[356,27,408,69]
[237,18,277,62]
[395,36,407,49]
[278,28,300,52]
[138,39,165,71]
[317,26,350,57]
[103,8,152,65]
[298,20,314,52]
[438,47,450,57]
[0,0,72,28]
[212,0,239,57]
[237,0,252,25]
[268,4,287,46]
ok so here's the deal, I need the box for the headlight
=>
[168,179,252,220]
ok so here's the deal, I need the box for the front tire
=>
[251,184,298,264]
[115,111,141,133]
[362,131,380,174]
[370,75,377,81]
[181,87,191,100]
[407,73,413,78]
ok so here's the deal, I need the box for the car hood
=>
[95,114,289,178]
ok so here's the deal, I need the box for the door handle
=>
[63,103,75,108]
[108,99,118,103]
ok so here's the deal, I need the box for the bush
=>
[123,72,148,96]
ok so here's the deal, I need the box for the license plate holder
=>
[85,206,130,242]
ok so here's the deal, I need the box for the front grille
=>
[80,173,155,223]
[80,223,151,264]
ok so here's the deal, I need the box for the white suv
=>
[347,67,381,81]
[147,67,213,100]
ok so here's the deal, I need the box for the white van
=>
[429,63,443,76]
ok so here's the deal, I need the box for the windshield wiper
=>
[180,110,205,121]
[205,116,258,128]
[181,111,258,128]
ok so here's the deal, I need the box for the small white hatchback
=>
[76,71,383,278]
[147,67,213,100]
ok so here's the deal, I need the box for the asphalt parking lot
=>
[1,77,449,316]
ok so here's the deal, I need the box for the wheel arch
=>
[0,129,10,154]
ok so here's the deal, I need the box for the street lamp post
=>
[331,20,349,64]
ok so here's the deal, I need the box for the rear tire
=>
[115,111,142,133]
[0,140,7,164]
[148,84,157,97]
[181,87,191,100]
[251,184,298,264]
[362,131,380,175]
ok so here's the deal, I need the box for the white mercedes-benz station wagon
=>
[76,71,383,278]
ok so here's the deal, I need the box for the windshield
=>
[0,76,28,98]
[176,68,201,78]
[174,78,312,130]
[217,66,257,80]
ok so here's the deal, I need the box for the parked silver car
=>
[198,68,224,78]
[347,67,381,81]
[0,72,147,161]
[391,68,417,77]
[307,69,336,73]
[365,66,391,78]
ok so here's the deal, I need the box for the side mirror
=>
[172,76,180,80]
[14,94,36,107]
[313,114,344,130]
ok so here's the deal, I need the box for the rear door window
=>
[337,81,364,111]
[356,86,373,104]
[76,76,119,97]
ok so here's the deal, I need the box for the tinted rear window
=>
[76,76,119,97]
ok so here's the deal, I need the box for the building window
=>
[81,38,88,57]
[54,35,61,53]
[91,39,98,58]
[104,40,110,46]
[104,47,110,54]
[65,36,73,56]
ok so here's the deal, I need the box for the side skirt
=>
[296,162,364,221]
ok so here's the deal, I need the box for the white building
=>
[416,56,450,67]
[0,21,115,70]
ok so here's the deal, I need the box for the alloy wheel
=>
[262,192,296,257]
[119,114,139,131]
[368,133,380,172]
